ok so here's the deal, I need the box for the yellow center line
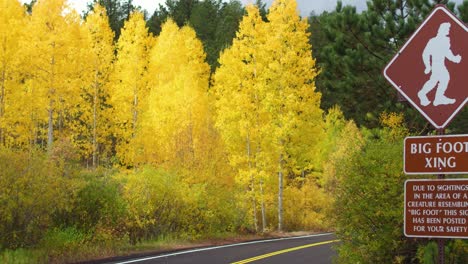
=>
[231,239,340,264]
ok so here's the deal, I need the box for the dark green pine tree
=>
[167,0,198,27]
[451,0,468,133]
[190,0,221,68]
[121,0,137,19]
[190,0,244,70]
[458,0,468,21]
[24,0,37,14]
[312,0,466,131]
[215,0,244,53]
[85,0,137,41]
[147,0,245,72]
[147,4,170,36]
[255,0,268,21]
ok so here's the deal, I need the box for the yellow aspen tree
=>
[23,0,84,152]
[79,3,115,167]
[321,106,363,192]
[263,0,323,231]
[0,0,26,147]
[109,11,152,166]
[131,18,235,233]
[213,5,271,232]
[137,19,211,173]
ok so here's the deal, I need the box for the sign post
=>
[437,129,446,264]
[383,5,467,264]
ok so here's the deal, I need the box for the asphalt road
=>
[109,233,337,264]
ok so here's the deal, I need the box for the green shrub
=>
[417,240,468,264]
[119,167,240,243]
[55,170,127,233]
[331,114,417,263]
[0,248,46,264]
[447,240,468,264]
[39,226,128,263]
[41,227,89,255]
[0,148,72,249]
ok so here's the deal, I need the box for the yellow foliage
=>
[73,3,115,166]
[0,0,27,147]
[117,167,238,242]
[0,148,78,248]
[380,112,405,129]
[380,112,409,141]
[284,180,331,231]
[127,19,231,187]
[17,0,86,151]
[213,5,272,231]
[322,118,364,192]
[0,0,334,246]
[213,0,324,231]
[109,11,152,165]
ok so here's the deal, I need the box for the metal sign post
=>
[437,129,445,264]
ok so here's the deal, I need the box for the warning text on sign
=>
[405,179,468,238]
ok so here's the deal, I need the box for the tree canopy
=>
[311,0,468,131]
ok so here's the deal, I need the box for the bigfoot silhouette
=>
[418,22,462,107]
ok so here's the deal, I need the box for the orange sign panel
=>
[404,135,468,174]
[405,179,468,238]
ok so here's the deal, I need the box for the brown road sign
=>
[405,179,468,239]
[384,5,468,129]
[404,134,468,174]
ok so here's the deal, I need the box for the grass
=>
[0,248,47,264]
[0,231,321,263]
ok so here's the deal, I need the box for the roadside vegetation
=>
[1,0,467,263]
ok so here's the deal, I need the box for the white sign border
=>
[403,134,468,175]
[383,5,468,129]
[404,178,468,239]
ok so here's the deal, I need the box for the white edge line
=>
[403,137,408,174]
[405,171,468,175]
[404,180,408,237]
[383,6,468,129]
[404,178,468,182]
[405,234,468,239]
[404,134,468,139]
[114,233,335,264]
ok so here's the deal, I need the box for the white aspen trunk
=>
[252,62,263,233]
[48,50,55,153]
[260,179,266,233]
[301,170,305,188]
[188,112,194,161]
[92,72,98,168]
[255,136,266,233]
[278,153,284,232]
[132,55,139,139]
[0,68,5,146]
[31,114,37,149]
[133,92,138,134]
[247,134,258,232]
[252,185,258,233]
[47,104,53,153]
